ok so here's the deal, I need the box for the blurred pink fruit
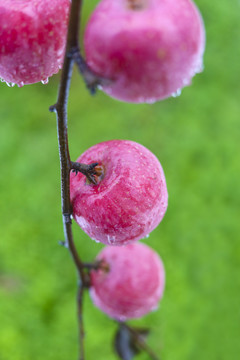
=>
[84,0,205,103]
[0,0,70,86]
[90,243,165,320]
[70,140,168,245]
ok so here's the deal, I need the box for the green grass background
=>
[0,0,240,359]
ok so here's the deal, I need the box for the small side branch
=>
[71,161,99,184]
[70,48,112,94]
[120,323,160,360]
[71,49,101,94]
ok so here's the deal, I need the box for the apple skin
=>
[70,140,168,245]
[0,0,70,86]
[90,243,165,320]
[84,0,205,103]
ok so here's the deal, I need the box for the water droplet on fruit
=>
[18,81,25,88]
[107,235,116,244]
[171,88,181,98]
[41,78,49,85]
[146,98,156,104]
[151,303,159,311]
[194,62,204,74]
[118,314,127,322]
[183,78,189,86]
[6,82,15,87]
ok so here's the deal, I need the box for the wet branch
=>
[49,0,98,359]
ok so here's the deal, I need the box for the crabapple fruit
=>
[70,140,168,245]
[0,0,70,86]
[84,0,205,103]
[90,243,165,320]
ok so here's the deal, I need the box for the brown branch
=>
[49,0,95,359]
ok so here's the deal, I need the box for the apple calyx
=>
[71,161,104,185]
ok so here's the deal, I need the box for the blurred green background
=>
[0,0,240,359]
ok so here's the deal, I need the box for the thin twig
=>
[72,49,111,94]
[121,323,160,360]
[83,260,110,272]
[50,0,86,280]
[49,0,91,359]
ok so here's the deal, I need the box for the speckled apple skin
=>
[84,0,205,103]
[70,140,168,245]
[90,243,165,320]
[0,0,70,86]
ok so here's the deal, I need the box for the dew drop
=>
[137,96,145,103]
[151,303,159,311]
[18,81,25,88]
[107,235,116,244]
[171,88,181,98]
[41,77,49,85]
[6,82,15,87]
[144,234,150,239]
[195,62,204,74]
[118,314,127,322]
[145,98,156,104]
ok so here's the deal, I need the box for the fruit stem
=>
[120,323,160,360]
[71,161,99,185]
[71,48,111,94]
[71,161,105,185]
[83,260,110,272]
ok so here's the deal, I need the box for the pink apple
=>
[0,0,70,86]
[84,0,205,103]
[90,243,165,320]
[70,140,168,245]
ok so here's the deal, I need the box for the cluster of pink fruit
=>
[70,139,168,320]
[0,0,205,320]
[0,0,205,102]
